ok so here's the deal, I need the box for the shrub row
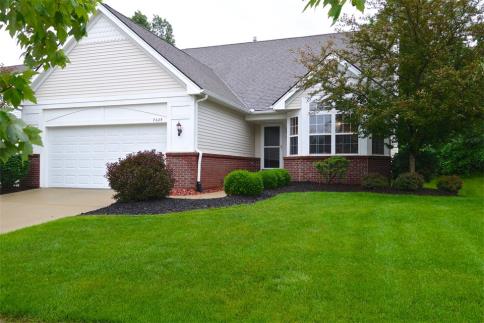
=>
[0,155,30,189]
[362,172,463,193]
[224,169,291,196]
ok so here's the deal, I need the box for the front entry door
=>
[263,126,280,168]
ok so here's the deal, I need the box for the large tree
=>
[0,0,100,162]
[131,10,175,45]
[299,0,483,173]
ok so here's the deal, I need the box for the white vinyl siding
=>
[198,101,254,157]
[285,91,304,110]
[36,15,185,101]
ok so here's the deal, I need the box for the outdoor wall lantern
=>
[176,122,183,136]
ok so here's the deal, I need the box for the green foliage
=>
[314,156,350,184]
[274,169,291,186]
[0,154,30,189]
[304,0,366,23]
[393,172,424,191]
[299,0,483,174]
[131,10,175,45]
[392,146,439,181]
[436,175,463,194]
[259,170,279,189]
[0,0,100,161]
[259,169,291,189]
[106,150,174,202]
[438,128,484,176]
[224,170,264,196]
[0,110,42,163]
[131,10,151,30]
[361,173,389,189]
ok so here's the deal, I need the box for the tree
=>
[304,0,366,22]
[131,10,175,45]
[0,0,100,162]
[298,0,484,173]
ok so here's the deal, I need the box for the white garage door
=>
[47,124,166,188]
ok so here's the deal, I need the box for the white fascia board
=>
[245,112,286,122]
[97,6,202,94]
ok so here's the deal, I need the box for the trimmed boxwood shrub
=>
[224,170,264,196]
[436,175,463,193]
[106,150,174,202]
[259,170,279,189]
[0,155,30,189]
[274,169,291,186]
[259,169,291,189]
[362,173,389,189]
[392,172,424,191]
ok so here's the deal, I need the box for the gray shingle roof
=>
[103,4,245,109]
[184,33,348,111]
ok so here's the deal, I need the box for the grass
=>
[1,177,483,322]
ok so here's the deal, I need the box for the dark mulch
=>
[83,182,454,216]
[0,186,31,195]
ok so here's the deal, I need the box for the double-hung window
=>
[289,117,298,155]
[309,114,332,154]
[335,114,358,154]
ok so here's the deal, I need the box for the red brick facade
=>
[283,155,391,185]
[20,154,40,189]
[165,152,260,190]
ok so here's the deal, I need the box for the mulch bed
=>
[83,182,454,216]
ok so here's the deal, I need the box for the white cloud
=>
[0,0,359,66]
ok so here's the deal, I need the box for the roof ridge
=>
[183,32,350,51]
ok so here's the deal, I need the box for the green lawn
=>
[1,177,483,322]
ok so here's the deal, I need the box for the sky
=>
[0,0,359,66]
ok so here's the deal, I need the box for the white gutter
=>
[194,92,209,191]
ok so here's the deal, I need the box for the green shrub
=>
[438,130,484,176]
[259,169,292,189]
[436,175,463,193]
[361,173,389,189]
[392,146,438,181]
[106,150,174,202]
[259,170,279,189]
[275,169,291,186]
[224,170,264,196]
[0,155,30,189]
[314,157,350,184]
[392,172,424,191]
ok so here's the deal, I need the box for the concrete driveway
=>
[0,188,115,234]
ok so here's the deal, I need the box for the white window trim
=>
[289,117,298,155]
[307,107,359,156]
[261,124,283,169]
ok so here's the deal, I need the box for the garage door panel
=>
[47,124,166,188]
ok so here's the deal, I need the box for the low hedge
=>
[436,175,463,193]
[361,173,389,190]
[259,169,291,189]
[392,172,424,191]
[0,155,30,189]
[224,170,264,196]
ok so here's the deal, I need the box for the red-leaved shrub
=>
[106,150,174,202]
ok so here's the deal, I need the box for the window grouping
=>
[309,113,358,155]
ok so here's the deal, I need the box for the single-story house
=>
[17,4,390,191]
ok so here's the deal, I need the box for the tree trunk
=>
[409,153,416,173]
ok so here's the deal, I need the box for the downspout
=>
[195,92,209,192]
